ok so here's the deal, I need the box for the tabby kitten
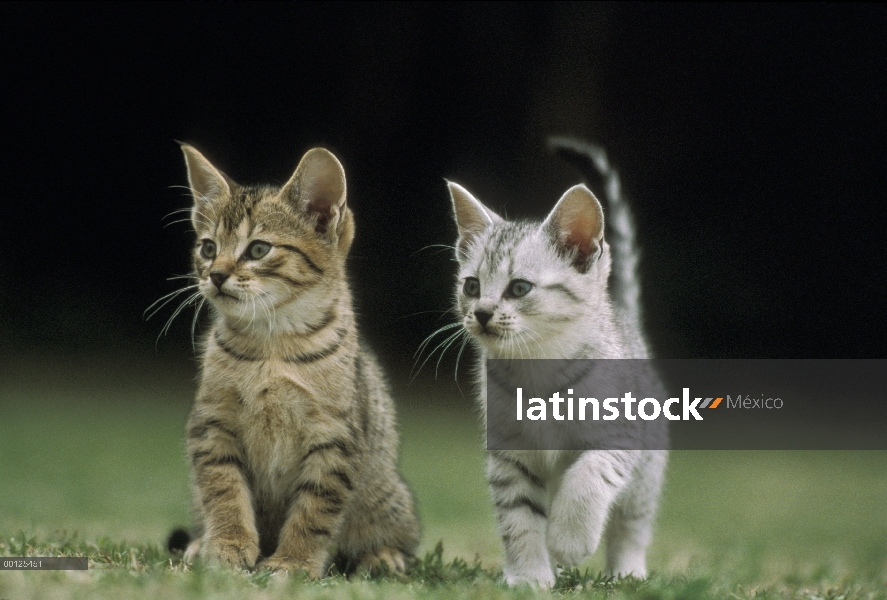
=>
[446,141,667,587]
[173,144,419,577]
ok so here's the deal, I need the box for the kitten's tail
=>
[549,138,643,332]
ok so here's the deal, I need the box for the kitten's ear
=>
[542,184,604,274]
[281,148,347,235]
[180,143,232,205]
[448,181,501,256]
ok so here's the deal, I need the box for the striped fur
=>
[176,144,419,577]
[446,144,667,587]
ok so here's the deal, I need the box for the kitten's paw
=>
[607,554,647,579]
[503,566,555,589]
[202,538,259,570]
[183,538,202,564]
[257,556,325,579]
[357,546,409,575]
[547,518,598,567]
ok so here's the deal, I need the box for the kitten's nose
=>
[474,309,493,328]
[210,272,229,290]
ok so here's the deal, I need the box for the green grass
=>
[2,355,887,598]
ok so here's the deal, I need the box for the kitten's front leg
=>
[259,441,356,578]
[547,451,636,568]
[604,450,666,578]
[188,413,259,569]
[488,452,554,588]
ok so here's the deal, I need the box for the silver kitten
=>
[446,140,667,587]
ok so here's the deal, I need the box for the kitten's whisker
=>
[412,329,463,381]
[144,285,199,320]
[167,291,202,331]
[156,291,202,346]
[252,296,264,331]
[520,327,546,355]
[167,275,198,282]
[413,322,462,358]
[257,297,269,330]
[410,331,460,381]
[436,313,459,324]
[162,207,197,219]
[411,244,459,257]
[454,332,470,382]
[435,329,466,379]
[501,333,512,360]
[190,208,215,224]
[508,331,527,361]
[397,309,458,321]
[314,273,336,292]
[256,293,274,331]
[230,295,251,329]
[259,296,273,332]
[269,294,279,329]
[186,217,214,230]
[269,298,278,333]
[174,187,214,206]
[145,283,198,311]
[190,297,206,349]
[521,326,542,340]
[519,333,534,360]
[433,306,463,323]
[507,333,520,361]
[252,294,264,323]
[506,332,518,360]
[164,218,205,229]
[253,294,271,320]
[162,207,214,229]
[415,243,458,252]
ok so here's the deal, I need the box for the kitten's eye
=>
[463,277,480,297]
[200,240,216,259]
[508,279,533,298]
[247,241,272,260]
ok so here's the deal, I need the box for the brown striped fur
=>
[177,144,419,577]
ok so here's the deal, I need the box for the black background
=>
[1,3,884,395]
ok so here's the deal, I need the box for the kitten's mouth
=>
[214,290,239,301]
[466,318,505,340]
[476,325,503,339]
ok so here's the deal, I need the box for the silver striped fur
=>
[445,141,667,587]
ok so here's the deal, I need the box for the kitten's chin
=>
[471,329,540,359]
[208,292,256,322]
[207,293,243,313]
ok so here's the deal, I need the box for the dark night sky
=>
[1,3,884,392]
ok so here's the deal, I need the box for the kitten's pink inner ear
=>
[546,185,604,273]
[286,148,347,234]
[180,144,231,204]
